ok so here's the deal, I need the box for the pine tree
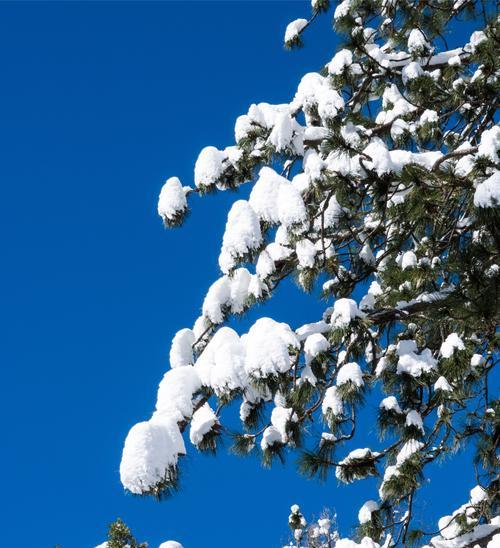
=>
[100,518,148,548]
[120,1,499,546]
[96,518,182,548]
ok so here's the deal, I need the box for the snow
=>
[284,18,308,44]
[234,114,254,142]
[268,113,302,153]
[230,268,253,313]
[315,195,345,228]
[194,327,246,393]
[470,485,487,504]
[440,333,465,359]
[363,139,394,175]
[337,362,364,388]
[431,517,500,547]
[407,29,430,54]
[359,243,375,265]
[420,109,439,125]
[304,126,329,142]
[266,242,293,262]
[401,250,417,270]
[434,376,453,392]
[249,167,307,227]
[261,425,284,450]
[334,0,355,20]
[397,339,437,377]
[474,171,500,208]
[218,200,262,274]
[202,276,231,324]
[468,30,487,52]
[154,366,202,422]
[120,418,184,494]
[322,386,343,416]
[380,396,402,413]
[202,269,256,324]
[336,448,374,482]
[360,281,382,311]
[396,439,423,465]
[304,333,329,363]
[159,542,184,548]
[477,126,500,162]
[189,402,218,446]
[328,49,353,76]
[296,239,317,268]
[406,410,424,433]
[358,500,379,524]
[270,406,296,444]
[391,119,409,140]
[402,61,423,84]
[331,298,364,328]
[471,353,485,368]
[194,146,226,188]
[295,320,329,341]
[278,182,308,227]
[256,249,275,279]
[158,177,187,222]
[245,317,299,378]
[336,539,380,548]
[170,328,195,368]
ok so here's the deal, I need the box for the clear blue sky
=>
[0,2,484,547]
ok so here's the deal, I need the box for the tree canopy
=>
[119,1,499,546]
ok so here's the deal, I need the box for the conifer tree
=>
[120,1,499,546]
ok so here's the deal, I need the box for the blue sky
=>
[0,2,489,547]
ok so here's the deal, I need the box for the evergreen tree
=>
[120,1,499,546]
[96,518,182,548]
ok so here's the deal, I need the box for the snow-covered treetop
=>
[121,1,499,545]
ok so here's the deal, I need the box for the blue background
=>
[0,2,489,547]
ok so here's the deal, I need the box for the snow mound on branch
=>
[245,317,299,378]
[440,333,465,359]
[256,249,275,279]
[435,376,453,392]
[358,500,379,524]
[159,542,184,548]
[402,61,424,84]
[396,339,436,376]
[170,328,195,368]
[407,29,431,54]
[194,327,246,393]
[218,200,262,274]
[380,396,402,413]
[154,366,202,422]
[396,438,423,465]
[331,298,364,328]
[296,239,317,268]
[249,167,307,227]
[337,362,364,388]
[194,146,226,188]
[328,49,353,75]
[406,410,424,433]
[120,419,185,494]
[189,403,218,446]
[474,171,500,208]
[334,0,352,20]
[202,268,260,324]
[157,177,187,222]
[267,112,303,154]
[322,386,343,416]
[477,126,500,162]
[304,333,329,363]
[284,18,307,45]
[261,406,297,449]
